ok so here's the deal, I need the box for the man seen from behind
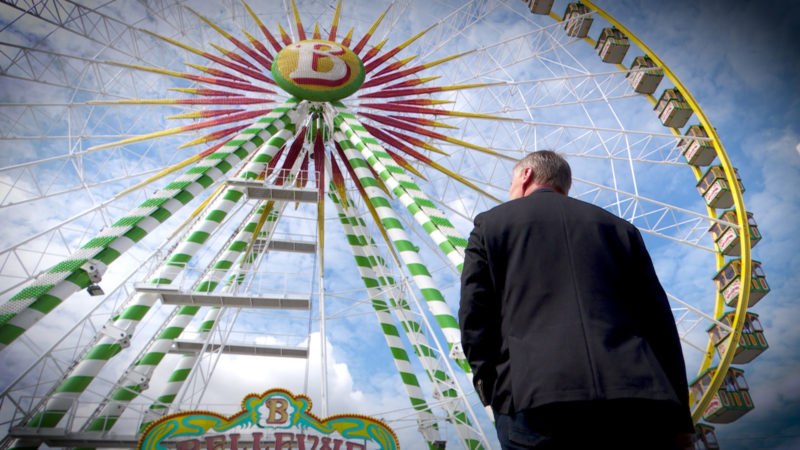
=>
[459,151,694,449]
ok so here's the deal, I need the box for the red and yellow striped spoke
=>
[168,87,246,97]
[178,124,251,149]
[381,98,450,106]
[341,28,354,48]
[364,24,435,74]
[352,5,390,55]
[362,102,510,122]
[277,23,293,46]
[386,115,457,130]
[289,0,307,41]
[361,39,388,63]
[184,62,246,81]
[166,109,244,120]
[361,51,474,89]
[313,130,326,259]
[106,61,272,94]
[297,153,310,188]
[87,109,270,151]
[362,123,500,202]
[241,0,283,52]
[329,151,349,207]
[384,76,441,90]
[184,6,272,71]
[91,97,270,106]
[382,148,427,180]
[241,28,274,62]
[141,29,271,84]
[373,55,417,78]
[208,42,259,72]
[383,127,448,155]
[360,82,496,99]
[328,1,342,41]
[360,112,512,160]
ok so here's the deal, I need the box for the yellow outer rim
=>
[550,1,753,424]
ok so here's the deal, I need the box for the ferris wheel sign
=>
[272,39,366,101]
[138,389,398,450]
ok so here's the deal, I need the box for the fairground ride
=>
[0,0,768,448]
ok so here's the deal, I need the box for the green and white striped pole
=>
[138,205,284,432]
[137,306,221,433]
[79,304,200,436]
[8,105,301,449]
[331,125,470,374]
[0,100,299,351]
[331,183,486,449]
[329,189,444,447]
[332,105,467,270]
[78,111,305,435]
[83,201,285,435]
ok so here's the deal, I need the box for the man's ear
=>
[520,167,533,187]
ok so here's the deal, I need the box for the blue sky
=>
[0,0,798,448]
[603,1,800,448]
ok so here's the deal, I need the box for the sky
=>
[0,0,799,449]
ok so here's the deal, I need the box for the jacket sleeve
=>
[459,213,501,406]
[631,227,695,431]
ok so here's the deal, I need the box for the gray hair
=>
[513,151,572,194]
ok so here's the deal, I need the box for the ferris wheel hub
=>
[272,39,365,102]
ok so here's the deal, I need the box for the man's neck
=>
[525,183,563,196]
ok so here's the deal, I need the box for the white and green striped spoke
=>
[329,190,443,446]
[332,106,467,271]
[85,200,284,434]
[150,114,297,286]
[331,129,469,375]
[331,190,456,395]
[13,290,160,448]
[138,306,220,432]
[138,207,283,432]
[10,102,301,447]
[17,201,258,439]
[331,189,483,449]
[81,303,201,435]
[0,100,299,350]
[149,185,243,286]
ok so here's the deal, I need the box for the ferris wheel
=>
[0,0,768,448]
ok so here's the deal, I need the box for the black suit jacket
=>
[459,189,691,428]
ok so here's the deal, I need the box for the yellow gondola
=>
[563,3,593,38]
[708,312,769,364]
[595,27,629,64]
[654,88,692,128]
[708,209,762,256]
[690,367,754,424]
[692,423,720,449]
[696,165,744,209]
[525,0,554,15]
[713,259,770,307]
[678,124,716,166]
[626,55,663,94]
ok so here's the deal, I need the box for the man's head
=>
[509,150,572,200]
